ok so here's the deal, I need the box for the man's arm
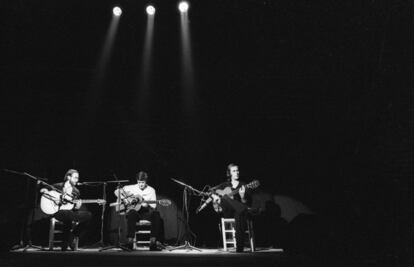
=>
[238,183,252,206]
[147,187,157,209]
[239,185,247,203]
[74,200,82,209]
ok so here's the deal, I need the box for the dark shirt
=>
[216,180,252,206]
[52,182,81,200]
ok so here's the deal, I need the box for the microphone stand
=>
[79,181,108,249]
[95,182,107,248]
[169,178,204,252]
[83,180,128,248]
[5,169,47,251]
[100,177,131,252]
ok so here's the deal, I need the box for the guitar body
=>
[114,195,144,214]
[212,180,261,213]
[111,197,172,214]
[212,187,233,212]
[40,190,106,215]
[113,199,144,214]
[118,203,143,213]
[215,187,234,198]
[40,190,66,215]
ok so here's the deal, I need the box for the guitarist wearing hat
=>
[211,163,253,253]
[114,171,162,250]
[40,169,92,251]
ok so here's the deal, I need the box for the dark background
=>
[1,0,413,262]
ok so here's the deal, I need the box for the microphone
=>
[196,197,213,214]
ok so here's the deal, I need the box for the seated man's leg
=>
[234,209,247,252]
[221,195,247,214]
[149,211,161,241]
[221,196,248,252]
[72,210,92,245]
[54,210,76,251]
[141,210,162,250]
[126,210,141,242]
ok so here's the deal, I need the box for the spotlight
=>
[178,1,189,13]
[113,6,122,16]
[146,5,156,15]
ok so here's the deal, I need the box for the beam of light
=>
[113,6,122,16]
[146,5,156,16]
[79,14,121,140]
[180,11,194,96]
[178,2,189,13]
[180,7,199,124]
[134,11,155,122]
[179,5,203,173]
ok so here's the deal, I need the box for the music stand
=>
[100,177,131,252]
[5,169,47,251]
[169,178,203,252]
[80,181,108,249]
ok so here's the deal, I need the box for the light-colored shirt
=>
[115,184,157,209]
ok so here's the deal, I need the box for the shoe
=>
[61,245,68,252]
[149,237,155,250]
[69,237,78,251]
[150,246,162,251]
[61,236,71,252]
[149,237,161,251]
[125,237,134,250]
[236,247,244,253]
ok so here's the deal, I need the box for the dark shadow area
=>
[1,0,413,265]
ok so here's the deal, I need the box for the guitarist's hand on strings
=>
[211,193,221,204]
[74,199,82,210]
[239,185,247,203]
[40,188,48,194]
[136,195,148,208]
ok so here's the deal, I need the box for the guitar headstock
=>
[158,199,172,206]
[97,199,107,205]
[246,180,260,189]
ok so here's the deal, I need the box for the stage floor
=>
[11,246,283,253]
[6,247,286,267]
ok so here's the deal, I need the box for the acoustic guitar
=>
[212,180,260,212]
[40,189,106,215]
[110,195,171,214]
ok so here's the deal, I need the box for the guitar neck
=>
[142,200,159,204]
[75,199,103,203]
[226,182,256,197]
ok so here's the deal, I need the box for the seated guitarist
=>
[40,169,92,251]
[114,171,162,250]
[211,163,251,252]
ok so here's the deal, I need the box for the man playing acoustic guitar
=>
[211,163,253,253]
[40,169,92,251]
[114,171,162,250]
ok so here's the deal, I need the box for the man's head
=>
[136,171,148,190]
[226,163,239,180]
[64,169,79,186]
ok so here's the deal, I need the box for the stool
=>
[220,217,255,252]
[48,217,79,251]
[133,220,152,249]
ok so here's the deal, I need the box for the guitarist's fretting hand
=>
[73,200,81,210]
[40,188,48,194]
[211,193,221,204]
[239,185,247,203]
